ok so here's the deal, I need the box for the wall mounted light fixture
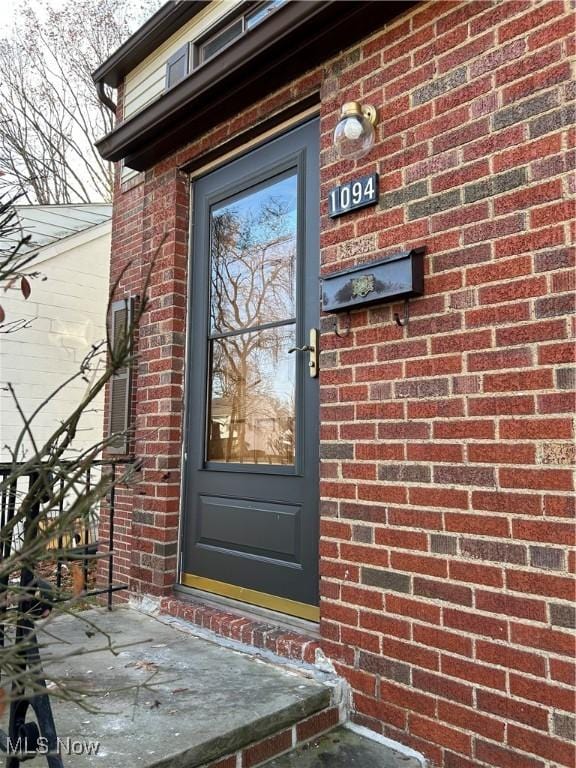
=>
[333,101,378,159]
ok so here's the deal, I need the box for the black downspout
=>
[96,80,117,114]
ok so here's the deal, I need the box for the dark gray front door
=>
[182,120,320,620]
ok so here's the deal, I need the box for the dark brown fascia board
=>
[95,0,416,171]
[92,1,208,89]
[181,91,321,176]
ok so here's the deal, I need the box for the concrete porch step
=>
[4,607,339,768]
[261,726,425,768]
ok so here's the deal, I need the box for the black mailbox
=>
[321,247,425,313]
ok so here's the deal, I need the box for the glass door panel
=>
[207,326,296,464]
[210,171,297,333]
[207,171,298,466]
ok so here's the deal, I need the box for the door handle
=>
[288,328,319,378]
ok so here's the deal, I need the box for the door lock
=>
[288,328,319,378]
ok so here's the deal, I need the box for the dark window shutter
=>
[165,43,190,89]
[108,298,134,454]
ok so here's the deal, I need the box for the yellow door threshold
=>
[181,573,320,622]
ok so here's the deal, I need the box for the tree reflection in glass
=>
[207,172,297,465]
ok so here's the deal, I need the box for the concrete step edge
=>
[149,687,334,768]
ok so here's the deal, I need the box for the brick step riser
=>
[203,706,341,768]
[161,596,320,665]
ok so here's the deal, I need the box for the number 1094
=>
[328,173,378,218]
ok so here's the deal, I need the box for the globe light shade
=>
[333,102,377,160]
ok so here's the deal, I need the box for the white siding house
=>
[120,0,242,184]
[0,204,112,461]
[123,1,241,120]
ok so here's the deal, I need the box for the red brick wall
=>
[101,162,189,596]
[103,2,575,766]
[317,2,575,766]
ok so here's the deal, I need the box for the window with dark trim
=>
[165,1,287,90]
[197,16,244,65]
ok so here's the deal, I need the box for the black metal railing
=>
[0,460,130,609]
[0,459,131,767]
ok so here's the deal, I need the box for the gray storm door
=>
[181,119,320,621]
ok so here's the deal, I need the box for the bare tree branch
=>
[0,196,165,717]
[0,0,163,204]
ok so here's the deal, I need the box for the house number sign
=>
[328,172,379,218]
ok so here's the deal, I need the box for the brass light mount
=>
[340,101,377,125]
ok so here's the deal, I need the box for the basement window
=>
[165,1,287,89]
